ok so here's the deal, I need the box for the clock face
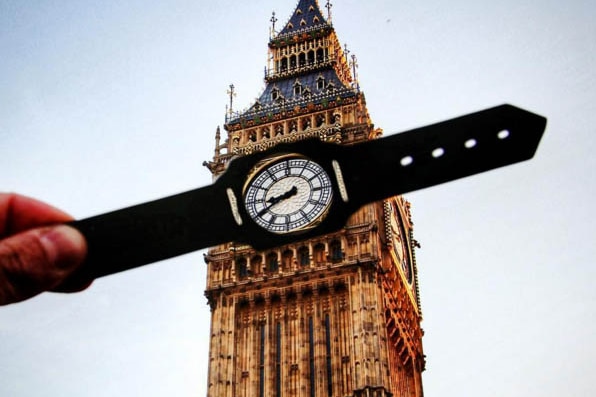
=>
[243,155,334,234]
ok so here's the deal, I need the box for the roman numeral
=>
[309,170,324,181]
[299,209,310,221]
[266,169,278,181]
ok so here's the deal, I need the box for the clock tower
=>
[203,1,425,396]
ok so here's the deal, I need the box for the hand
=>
[0,193,89,305]
[257,185,298,216]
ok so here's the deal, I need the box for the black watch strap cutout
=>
[70,184,240,279]
[67,104,546,281]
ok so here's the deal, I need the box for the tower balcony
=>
[265,57,334,83]
[269,24,333,47]
[224,85,358,127]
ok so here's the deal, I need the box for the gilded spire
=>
[269,11,278,39]
[225,0,356,128]
[325,0,333,24]
[227,83,236,116]
[276,0,329,38]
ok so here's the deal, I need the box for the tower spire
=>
[215,126,221,152]
[227,83,236,115]
[350,53,359,90]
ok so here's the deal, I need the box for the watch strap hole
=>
[497,129,510,140]
[400,156,414,167]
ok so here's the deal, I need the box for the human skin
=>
[0,193,89,305]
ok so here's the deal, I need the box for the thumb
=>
[0,225,87,305]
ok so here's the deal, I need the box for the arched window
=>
[316,113,325,127]
[267,252,279,273]
[251,255,262,275]
[313,243,325,264]
[298,53,306,67]
[316,75,326,90]
[280,57,288,72]
[271,87,280,101]
[293,80,303,96]
[236,257,248,280]
[316,48,324,63]
[282,250,293,271]
[330,240,343,262]
[261,126,270,139]
[307,50,315,65]
[290,55,297,69]
[302,117,311,130]
[298,246,310,267]
[275,124,284,136]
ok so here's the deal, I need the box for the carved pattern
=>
[232,124,341,155]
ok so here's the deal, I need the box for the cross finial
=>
[270,11,278,38]
[326,0,333,24]
[349,54,359,90]
[227,84,236,115]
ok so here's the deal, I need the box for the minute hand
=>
[258,186,298,217]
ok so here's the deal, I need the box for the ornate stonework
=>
[204,1,424,396]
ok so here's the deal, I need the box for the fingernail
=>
[39,225,87,269]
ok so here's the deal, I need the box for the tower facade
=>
[203,2,424,396]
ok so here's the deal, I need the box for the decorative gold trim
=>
[242,153,334,235]
[226,188,243,226]
[332,159,348,202]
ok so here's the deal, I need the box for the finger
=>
[0,225,87,305]
[0,193,73,236]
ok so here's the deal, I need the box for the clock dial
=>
[243,155,333,234]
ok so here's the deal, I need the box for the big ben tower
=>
[203,1,425,396]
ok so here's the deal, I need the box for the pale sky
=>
[1,1,595,396]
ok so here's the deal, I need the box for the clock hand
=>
[279,185,298,201]
[268,185,298,204]
[258,186,298,217]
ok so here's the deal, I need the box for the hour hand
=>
[258,186,298,216]
[272,185,298,203]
